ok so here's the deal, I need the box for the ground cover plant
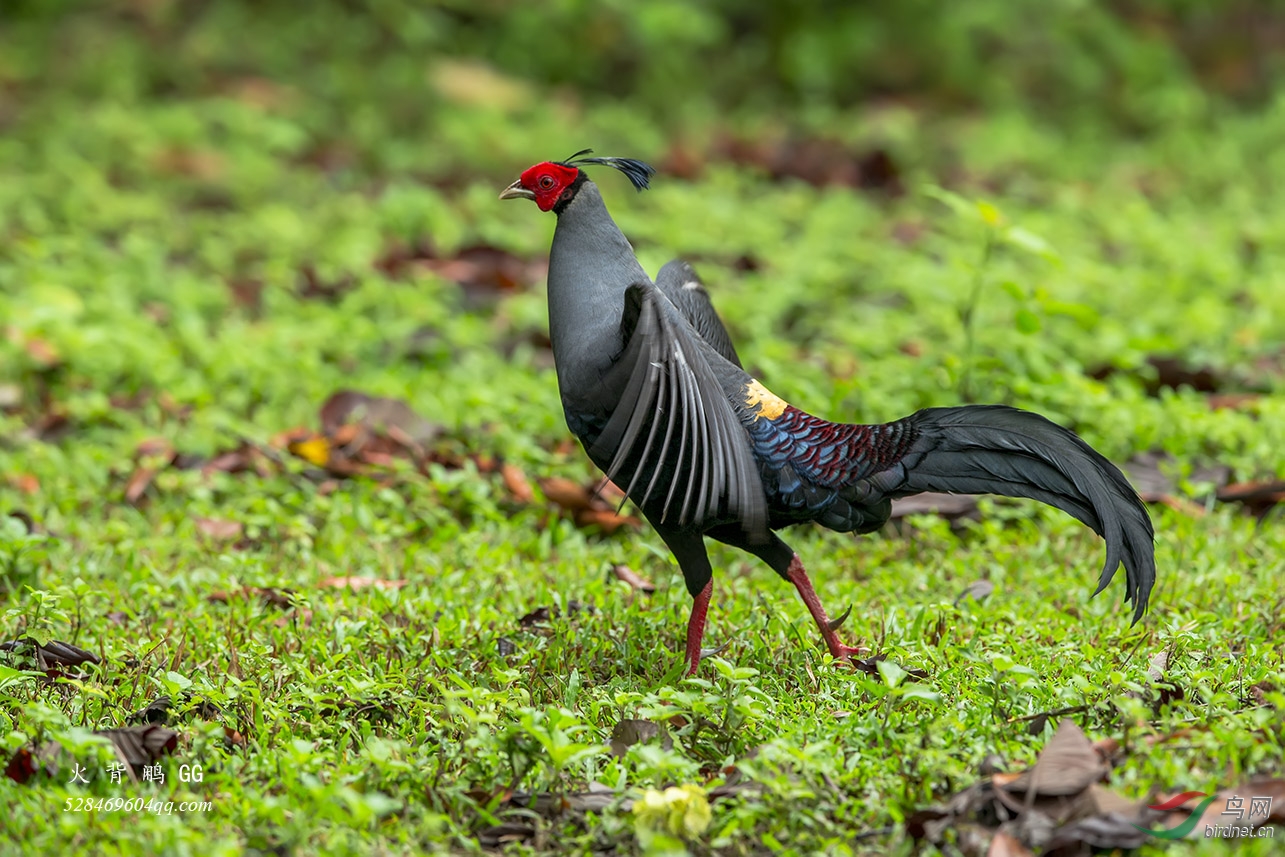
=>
[1,2,1283,854]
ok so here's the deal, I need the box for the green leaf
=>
[1015,307,1043,334]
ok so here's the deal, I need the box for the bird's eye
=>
[538,175,555,189]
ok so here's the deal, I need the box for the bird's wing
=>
[590,281,767,538]
[654,260,742,368]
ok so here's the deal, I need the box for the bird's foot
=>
[785,554,870,664]
[825,640,872,661]
[684,580,714,676]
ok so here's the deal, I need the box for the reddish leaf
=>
[8,474,39,494]
[4,747,36,784]
[987,831,1033,857]
[194,518,243,540]
[501,463,534,503]
[610,564,655,594]
[123,467,158,505]
[539,477,594,512]
[574,507,640,535]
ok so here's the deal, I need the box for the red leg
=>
[684,580,712,675]
[786,554,868,660]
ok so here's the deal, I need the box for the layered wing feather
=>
[590,282,767,538]
[654,260,742,367]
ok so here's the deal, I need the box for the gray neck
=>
[547,181,650,404]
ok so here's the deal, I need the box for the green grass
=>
[2,4,1283,855]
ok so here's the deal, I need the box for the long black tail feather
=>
[895,405,1155,621]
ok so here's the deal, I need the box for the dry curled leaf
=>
[98,725,179,771]
[0,638,101,672]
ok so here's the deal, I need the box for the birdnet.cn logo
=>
[1133,791,1276,840]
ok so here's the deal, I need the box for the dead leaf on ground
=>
[6,510,38,534]
[194,518,243,541]
[610,719,671,757]
[955,580,995,606]
[124,467,160,505]
[995,719,1108,799]
[517,601,595,630]
[908,719,1184,854]
[538,477,594,511]
[376,241,547,303]
[573,506,640,534]
[890,492,982,525]
[1090,354,1222,395]
[0,638,101,675]
[1207,392,1262,411]
[715,134,904,194]
[318,576,409,591]
[200,441,274,477]
[297,264,356,302]
[986,830,1034,857]
[1216,479,1285,515]
[8,473,39,494]
[98,725,179,771]
[610,564,655,594]
[518,606,554,628]
[501,463,534,503]
[849,655,930,681]
[319,390,442,445]
[151,147,224,180]
[4,747,36,784]
[538,477,642,534]
[206,586,295,609]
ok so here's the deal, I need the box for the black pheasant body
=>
[501,153,1158,674]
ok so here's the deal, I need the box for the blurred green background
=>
[2,2,1285,854]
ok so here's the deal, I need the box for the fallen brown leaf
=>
[98,725,179,771]
[573,507,640,535]
[123,467,158,505]
[0,638,101,672]
[610,564,655,594]
[9,473,39,494]
[318,576,409,591]
[501,463,534,503]
[194,518,243,540]
[610,719,671,757]
[538,477,594,512]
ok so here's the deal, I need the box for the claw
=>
[699,640,731,659]
[826,604,852,632]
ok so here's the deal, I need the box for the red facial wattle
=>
[519,162,580,211]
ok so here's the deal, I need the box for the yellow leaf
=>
[289,436,330,466]
[976,200,1004,227]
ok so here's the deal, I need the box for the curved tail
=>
[894,405,1155,620]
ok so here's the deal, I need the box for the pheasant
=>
[500,151,1155,674]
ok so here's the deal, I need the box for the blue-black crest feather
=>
[559,149,656,191]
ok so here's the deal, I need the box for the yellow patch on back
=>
[744,379,788,420]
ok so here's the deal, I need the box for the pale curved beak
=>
[499,180,535,201]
